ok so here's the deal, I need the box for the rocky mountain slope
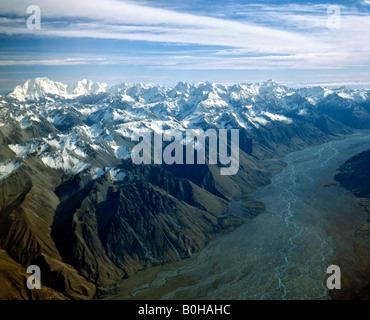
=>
[335,149,370,238]
[0,78,369,299]
[332,149,370,300]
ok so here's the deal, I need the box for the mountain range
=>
[0,77,369,299]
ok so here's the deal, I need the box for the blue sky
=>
[0,0,369,93]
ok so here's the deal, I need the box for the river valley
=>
[112,131,370,300]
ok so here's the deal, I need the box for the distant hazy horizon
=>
[2,77,370,96]
[1,0,370,94]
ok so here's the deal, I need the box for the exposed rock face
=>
[0,159,96,300]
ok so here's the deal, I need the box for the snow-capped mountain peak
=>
[67,79,108,96]
[258,79,291,98]
[9,77,68,101]
[7,77,369,107]
[1,77,370,177]
[8,77,109,101]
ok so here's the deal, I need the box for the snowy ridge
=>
[7,77,369,106]
[8,77,109,101]
[1,77,370,176]
[41,150,91,174]
[0,159,22,181]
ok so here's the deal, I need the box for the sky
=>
[0,0,369,93]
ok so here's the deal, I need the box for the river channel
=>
[123,131,370,300]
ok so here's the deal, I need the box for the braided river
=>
[125,131,370,300]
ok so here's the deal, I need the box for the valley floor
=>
[109,130,370,300]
